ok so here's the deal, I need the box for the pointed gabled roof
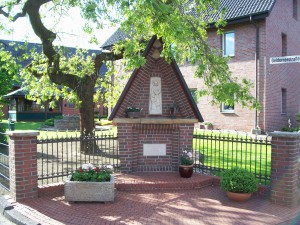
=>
[109,36,203,122]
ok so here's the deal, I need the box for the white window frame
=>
[221,102,235,113]
[222,31,235,57]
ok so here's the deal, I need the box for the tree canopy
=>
[0,0,258,130]
[0,45,19,120]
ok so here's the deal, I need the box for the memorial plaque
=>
[143,144,166,156]
[149,77,162,114]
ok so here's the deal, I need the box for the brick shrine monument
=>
[109,36,203,173]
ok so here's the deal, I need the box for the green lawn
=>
[0,120,117,139]
[193,129,271,185]
[1,120,43,131]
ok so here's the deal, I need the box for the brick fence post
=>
[270,131,300,207]
[7,131,40,201]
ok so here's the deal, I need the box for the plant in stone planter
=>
[65,163,114,202]
[126,107,142,118]
[179,150,194,178]
[220,167,258,202]
[71,163,113,182]
[204,122,213,130]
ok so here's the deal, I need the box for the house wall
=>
[181,21,266,132]
[62,100,108,118]
[265,0,300,131]
[62,100,79,116]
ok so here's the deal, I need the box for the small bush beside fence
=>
[0,123,9,190]
[193,130,271,185]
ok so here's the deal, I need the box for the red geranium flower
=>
[79,169,83,172]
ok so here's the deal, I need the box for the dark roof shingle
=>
[205,0,275,23]
[101,0,276,48]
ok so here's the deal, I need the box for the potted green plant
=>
[179,150,194,178]
[220,167,258,202]
[204,122,213,130]
[65,163,114,202]
[126,107,142,118]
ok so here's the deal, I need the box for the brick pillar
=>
[8,131,40,201]
[118,123,133,173]
[270,132,300,207]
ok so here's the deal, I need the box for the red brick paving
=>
[5,173,300,225]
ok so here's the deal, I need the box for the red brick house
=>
[102,0,300,133]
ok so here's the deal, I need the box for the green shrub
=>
[220,167,258,193]
[0,123,8,144]
[44,116,63,126]
[54,115,63,120]
[44,118,54,126]
[296,113,300,123]
[282,127,299,132]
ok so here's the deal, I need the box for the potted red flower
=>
[179,150,194,178]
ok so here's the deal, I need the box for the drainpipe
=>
[250,16,259,130]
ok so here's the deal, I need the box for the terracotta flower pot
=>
[226,191,252,202]
[179,165,193,178]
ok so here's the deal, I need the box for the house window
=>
[222,31,235,57]
[221,103,234,113]
[293,0,298,20]
[282,33,287,56]
[281,88,287,114]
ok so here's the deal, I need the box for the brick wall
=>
[181,21,263,132]
[117,122,194,173]
[8,131,39,201]
[265,0,300,131]
[114,42,197,119]
[62,100,79,116]
[181,0,300,132]
[270,131,300,207]
[62,100,108,118]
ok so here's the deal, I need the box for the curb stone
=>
[0,196,40,225]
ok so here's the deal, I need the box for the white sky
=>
[1,7,117,49]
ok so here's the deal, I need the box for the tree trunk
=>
[77,78,96,153]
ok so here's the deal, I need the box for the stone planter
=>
[205,125,213,130]
[179,165,194,178]
[226,191,252,202]
[127,111,141,118]
[64,175,114,202]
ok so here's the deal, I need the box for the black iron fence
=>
[193,130,272,185]
[37,131,119,185]
[0,130,9,191]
